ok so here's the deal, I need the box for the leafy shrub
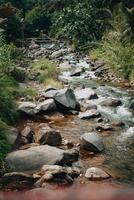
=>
[50,1,111,48]
[90,40,134,80]
[0,119,10,161]
[0,75,18,124]
[25,5,51,36]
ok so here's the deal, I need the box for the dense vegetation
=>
[0,0,134,163]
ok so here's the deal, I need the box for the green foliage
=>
[0,75,18,124]
[90,40,134,80]
[0,119,10,161]
[25,5,51,36]
[51,1,111,48]
[29,58,62,87]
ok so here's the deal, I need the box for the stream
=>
[2,39,134,191]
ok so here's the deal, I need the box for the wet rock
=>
[18,101,39,115]
[21,126,33,143]
[85,167,110,180]
[95,123,113,131]
[54,88,77,110]
[1,172,35,189]
[101,98,122,107]
[6,145,79,171]
[34,165,80,186]
[78,109,101,119]
[80,132,104,153]
[80,101,97,112]
[37,99,57,112]
[36,127,62,146]
[75,88,98,101]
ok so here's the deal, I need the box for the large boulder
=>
[100,98,122,107]
[74,88,98,101]
[54,88,77,110]
[80,132,104,153]
[85,167,110,180]
[78,109,101,119]
[18,102,39,115]
[6,145,79,171]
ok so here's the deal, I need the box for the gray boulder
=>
[54,88,77,110]
[37,99,56,112]
[74,88,98,101]
[80,132,104,153]
[18,102,39,115]
[6,145,79,171]
[78,109,101,119]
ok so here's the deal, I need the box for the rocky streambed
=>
[1,38,134,191]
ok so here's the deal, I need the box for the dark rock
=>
[6,145,79,171]
[1,172,35,189]
[54,88,77,110]
[80,132,104,153]
[36,127,62,146]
